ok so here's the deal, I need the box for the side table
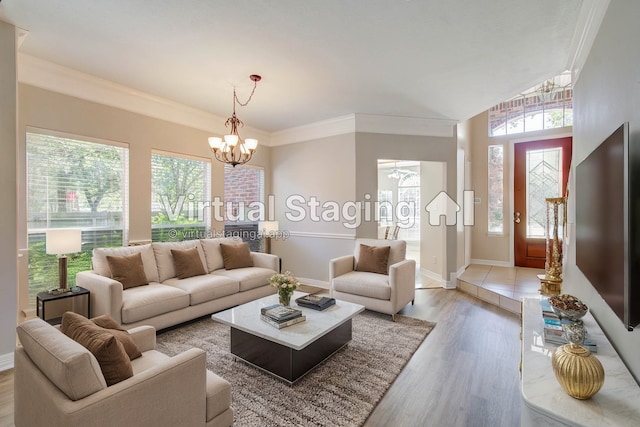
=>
[36,286,91,325]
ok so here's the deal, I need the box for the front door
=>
[514,137,572,268]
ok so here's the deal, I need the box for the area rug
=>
[156,311,435,426]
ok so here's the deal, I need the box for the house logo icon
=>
[425,191,475,226]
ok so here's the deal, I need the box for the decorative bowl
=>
[548,294,588,321]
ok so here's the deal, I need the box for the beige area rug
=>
[156,311,435,426]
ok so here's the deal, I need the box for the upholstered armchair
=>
[14,317,233,427]
[330,239,415,320]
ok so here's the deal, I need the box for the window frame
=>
[487,144,505,236]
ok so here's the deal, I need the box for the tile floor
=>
[457,264,544,314]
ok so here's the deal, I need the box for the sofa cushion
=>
[93,244,160,283]
[354,239,406,272]
[164,275,239,305]
[16,317,107,401]
[91,315,142,360]
[171,247,207,279]
[121,283,190,324]
[107,253,149,289]
[200,237,241,272]
[206,370,232,422]
[61,312,133,386]
[212,266,274,292]
[152,241,207,282]
[332,271,391,300]
[355,244,390,275]
[220,242,254,270]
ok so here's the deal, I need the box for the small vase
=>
[278,290,292,307]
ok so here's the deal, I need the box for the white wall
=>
[270,133,356,283]
[420,161,445,279]
[566,1,640,382]
[354,132,459,285]
[0,21,18,370]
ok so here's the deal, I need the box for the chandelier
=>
[208,74,261,167]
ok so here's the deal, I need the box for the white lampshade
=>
[259,221,280,235]
[208,137,222,149]
[224,134,239,146]
[244,138,258,150]
[46,229,82,255]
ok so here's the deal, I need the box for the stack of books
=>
[260,304,305,329]
[295,294,336,311]
[540,299,597,352]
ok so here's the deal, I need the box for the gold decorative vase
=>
[551,324,604,399]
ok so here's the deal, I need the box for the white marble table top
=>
[521,297,640,427]
[211,291,364,351]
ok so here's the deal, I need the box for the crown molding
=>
[16,54,271,142]
[17,54,456,148]
[270,113,457,146]
[354,114,457,138]
[566,0,611,84]
[269,114,357,146]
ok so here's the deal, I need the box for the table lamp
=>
[46,229,82,292]
[258,221,279,254]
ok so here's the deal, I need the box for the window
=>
[526,147,562,238]
[26,131,129,305]
[489,72,572,136]
[397,172,420,240]
[488,145,504,234]
[223,164,265,251]
[151,151,211,241]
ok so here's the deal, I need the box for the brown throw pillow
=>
[106,252,148,289]
[61,312,133,386]
[356,244,391,275]
[171,247,207,279]
[91,315,142,360]
[220,242,254,270]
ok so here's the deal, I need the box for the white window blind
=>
[151,151,211,241]
[26,131,129,304]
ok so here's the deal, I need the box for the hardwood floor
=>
[363,289,522,427]
[0,289,521,427]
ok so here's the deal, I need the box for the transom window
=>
[489,72,572,137]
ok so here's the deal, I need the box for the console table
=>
[521,297,640,426]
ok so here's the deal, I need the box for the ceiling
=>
[0,0,596,133]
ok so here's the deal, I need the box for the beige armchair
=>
[330,239,415,320]
[14,317,233,427]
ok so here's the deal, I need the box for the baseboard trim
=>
[470,258,511,268]
[419,267,443,284]
[0,352,14,372]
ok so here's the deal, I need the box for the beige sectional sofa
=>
[15,317,232,427]
[77,238,278,330]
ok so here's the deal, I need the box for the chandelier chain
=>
[234,79,259,108]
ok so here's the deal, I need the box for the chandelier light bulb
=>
[244,138,258,151]
[224,134,239,147]
[208,137,222,149]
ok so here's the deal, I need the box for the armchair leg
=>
[391,313,396,322]
[412,299,415,305]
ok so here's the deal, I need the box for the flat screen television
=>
[576,122,640,330]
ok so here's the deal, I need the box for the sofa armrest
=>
[250,251,279,271]
[329,255,355,281]
[127,325,156,352]
[76,271,124,325]
[389,259,416,303]
[15,347,208,427]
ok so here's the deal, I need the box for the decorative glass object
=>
[551,323,605,400]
